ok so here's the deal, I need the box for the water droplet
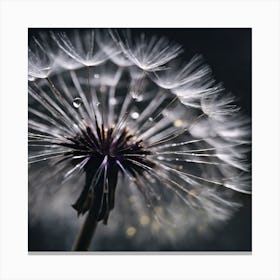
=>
[148,117,153,122]
[96,102,100,107]
[72,97,82,108]
[157,156,164,160]
[131,112,139,120]
[94,73,100,79]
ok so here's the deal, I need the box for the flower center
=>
[60,123,153,224]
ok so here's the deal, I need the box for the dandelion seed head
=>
[28,28,251,249]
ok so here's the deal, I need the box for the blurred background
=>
[28,28,251,252]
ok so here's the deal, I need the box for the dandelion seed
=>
[28,28,251,251]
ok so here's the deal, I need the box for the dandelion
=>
[28,28,251,251]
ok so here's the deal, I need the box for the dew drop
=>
[94,73,100,79]
[72,97,82,108]
[131,112,139,120]
[148,117,153,122]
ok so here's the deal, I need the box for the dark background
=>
[29,28,251,251]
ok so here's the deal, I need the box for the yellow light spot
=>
[151,220,161,232]
[100,85,107,93]
[188,189,198,200]
[166,229,174,238]
[155,207,163,215]
[131,136,137,141]
[198,223,208,234]
[139,215,150,226]
[173,119,183,127]
[126,226,136,237]
[129,196,137,203]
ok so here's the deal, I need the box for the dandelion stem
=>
[72,201,99,251]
